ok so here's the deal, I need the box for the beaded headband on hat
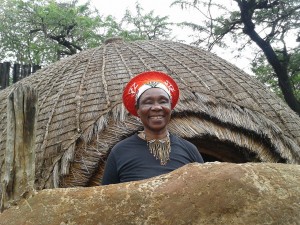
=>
[122,71,179,117]
[136,81,171,102]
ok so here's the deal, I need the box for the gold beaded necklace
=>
[138,131,171,166]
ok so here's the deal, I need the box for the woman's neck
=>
[143,129,168,140]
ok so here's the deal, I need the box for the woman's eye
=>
[143,100,153,104]
[160,99,169,104]
[141,98,169,105]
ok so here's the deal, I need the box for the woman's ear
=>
[135,104,140,117]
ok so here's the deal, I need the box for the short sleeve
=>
[189,142,204,163]
[179,137,204,163]
[101,151,119,185]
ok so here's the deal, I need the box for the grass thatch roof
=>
[0,39,299,189]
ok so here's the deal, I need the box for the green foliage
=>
[0,0,174,65]
[289,52,300,100]
[252,54,283,98]
[0,0,106,65]
[172,0,245,49]
[121,3,173,41]
[252,49,300,101]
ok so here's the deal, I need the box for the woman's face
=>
[136,88,172,134]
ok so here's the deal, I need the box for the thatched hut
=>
[0,38,300,191]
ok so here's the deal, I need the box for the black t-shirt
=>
[102,133,204,185]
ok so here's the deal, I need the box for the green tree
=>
[120,3,174,41]
[0,0,108,65]
[253,49,300,101]
[0,0,175,66]
[172,0,300,115]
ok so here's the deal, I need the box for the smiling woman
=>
[101,71,204,185]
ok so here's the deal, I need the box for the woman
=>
[102,71,204,185]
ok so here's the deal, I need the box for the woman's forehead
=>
[139,88,170,99]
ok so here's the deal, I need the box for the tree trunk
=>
[0,85,38,212]
[237,0,300,116]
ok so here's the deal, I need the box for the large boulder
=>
[0,162,299,225]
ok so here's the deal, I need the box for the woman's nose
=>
[151,102,163,110]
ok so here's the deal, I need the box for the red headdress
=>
[122,71,179,117]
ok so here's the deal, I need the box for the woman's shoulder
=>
[111,133,142,151]
[170,133,188,142]
[170,133,196,148]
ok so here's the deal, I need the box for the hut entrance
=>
[189,138,260,163]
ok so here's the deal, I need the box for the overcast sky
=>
[84,0,254,74]
[90,0,193,21]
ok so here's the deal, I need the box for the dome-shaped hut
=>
[0,39,300,190]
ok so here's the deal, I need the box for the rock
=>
[0,163,299,225]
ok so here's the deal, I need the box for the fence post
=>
[0,62,11,89]
[33,65,41,73]
[20,64,32,78]
[0,63,3,89]
[25,64,31,77]
[21,65,25,79]
[0,84,38,212]
[13,63,21,84]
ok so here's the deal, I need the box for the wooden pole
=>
[0,63,3,89]
[21,64,25,79]
[25,64,31,77]
[1,85,38,212]
[32,65,41,73]
[13,63,21,84]
[0,62,11,89]
[3,62,11,88]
